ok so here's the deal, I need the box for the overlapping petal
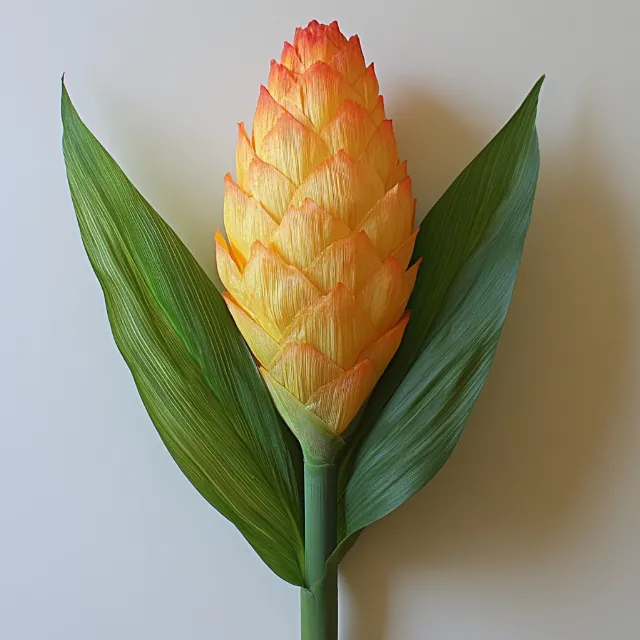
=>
[216,20,420,434]
[223,294,280,367]
[270,343,343,403]
[259,112,330,184]
[328,35,366,85]
[242,242,320,336]
[288,62,364,130]
[245,156,296,220]
[320,100,377,158]
[358,176,414,259]
[353,63,380,111]
[223,175,277,265]
[284,284,376,370]
[305,359,377,433]
[271,199,351,270]
[305,231,381,294]
[290,151,384,228]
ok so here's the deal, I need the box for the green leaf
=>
[61,79,305,585]
[339,77,544,541]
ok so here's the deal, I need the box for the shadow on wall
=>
[339,87,632,640]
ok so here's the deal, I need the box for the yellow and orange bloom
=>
[216,20,419,434]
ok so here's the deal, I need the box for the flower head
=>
[216,20,419,434]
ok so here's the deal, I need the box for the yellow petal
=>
[243,242,320,336]
[353,63,379,111]
[404,258,421,296]
[389,259,421,324]
[290,150,384,229]
[323,20,349,48]
[357,315,410,375]
[356,256,407,332]
[280,41,303,73]
[223,293,280,366]
[269,343,343,403]
[284,283,376,369]
[298,20,348,51]
[259,112,330,185]
[320,99,377,158]
[305,230,381,294]
[268,60,297,103]
[358,176,414,259]
[362,120,398,185]
[252,86,287,155]
[392,229,418,269]
[245,156,296,221]
[280,96,317,132]
[373,260,421,336]
[305,360,377,433]
[223,175,277,266]
[215,231,253,313]
[290,61,364,130]
[371,95,386,127]
[387,159,408,190]
[271,199,351,270]
[235,123,255,190]
[294,26,340,69]
[328,35,366,85]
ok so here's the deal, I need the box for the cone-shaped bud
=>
[217,20,420,437]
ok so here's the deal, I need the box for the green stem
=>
[301,456,338,640]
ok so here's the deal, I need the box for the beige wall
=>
[2,0,638,638]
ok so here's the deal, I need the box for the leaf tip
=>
[60,73,71,116]
[530,74,546,103]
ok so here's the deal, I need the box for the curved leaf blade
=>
[61,80,304,584]
[340,78,543,540]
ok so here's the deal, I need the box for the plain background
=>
[2,0,639,638]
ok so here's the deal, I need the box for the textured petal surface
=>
[215,231,251,310]
[216,21,420,434]
[305,230,381,294]
[290,151,384,228]
[281,42,303,73]
[245,157,296,221]
[259,113,330,185]
[358,176,414,259]
[387,159,408,190]
[268,60,297,102]
[271,199,351,270]
[294,26,340,69]
[223,175,277,265]
[357,315,410,375]
[353,63,379,111]
[284,284,375,369]
[329,35,366,84]
[270,343,343,403]
[371,95,386,127]
[291,62,363,130]
[363,120,399,185]
[242,242,320,336]
[236,123,255,190]
[356,256,407,332]
[392,228,419,269]
[253,86,287,154]
[223,294,280,367]
[305,360,377,433]
[320,100,377,157]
